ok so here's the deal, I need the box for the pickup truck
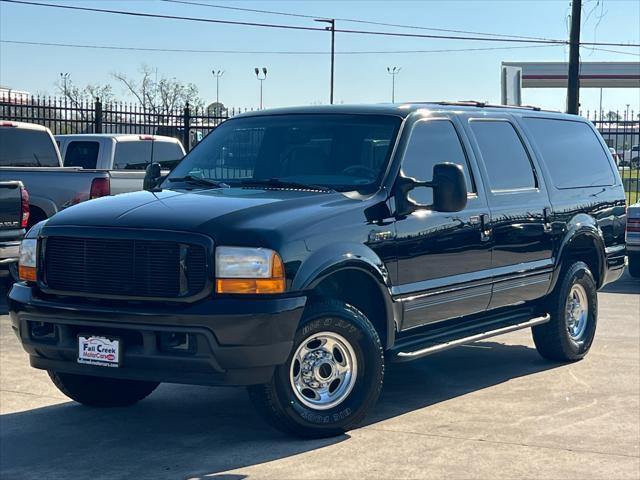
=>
[55,134,185,195]
[0,180,28,281]
[627,202,640,277]
[0,121,110,227]
[9,103,627,438]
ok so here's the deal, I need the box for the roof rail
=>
[413,101,543,112]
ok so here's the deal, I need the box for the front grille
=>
[44,236,208,299]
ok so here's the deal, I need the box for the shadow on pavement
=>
[599,269,640,295]
[0,339,561,480]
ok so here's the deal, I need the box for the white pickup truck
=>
[627,202,640,277]
[55,134,185,194]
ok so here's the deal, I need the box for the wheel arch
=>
[292,243,398,350]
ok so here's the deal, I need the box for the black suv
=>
[9,103,627,438]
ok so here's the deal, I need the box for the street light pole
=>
[211,69,224,113]
[254,67,268,109]
[59,72,70,98]
[315,18,335,104]
[386,67,401,103]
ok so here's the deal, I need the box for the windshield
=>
[165,114,402,192]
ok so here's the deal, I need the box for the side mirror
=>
[143,162,161,191]
[395,162,467,216]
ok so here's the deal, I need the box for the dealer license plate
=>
[78,335,120,367]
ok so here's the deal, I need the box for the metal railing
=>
[0,93,251,151]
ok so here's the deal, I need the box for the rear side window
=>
[113,141,152,170]
[523,118,615,189]
[151,141,184,164]
[64,141,99,169]
[0,128,60,167]
[469,120,536,191]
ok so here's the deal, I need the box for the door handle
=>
[543,207,552,233]
[480,213,492,242]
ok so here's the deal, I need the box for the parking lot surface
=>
[1,272,638,480]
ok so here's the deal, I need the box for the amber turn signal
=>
[19,265,36,282]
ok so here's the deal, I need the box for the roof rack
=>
[413,101,543,112]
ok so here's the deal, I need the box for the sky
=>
[0,0,639,113]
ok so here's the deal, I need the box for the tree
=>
[112,65,203,113]
[605,111,621,122]
[206,101,227,117]
[55,76,114,106]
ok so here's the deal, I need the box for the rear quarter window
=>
[64,141,99,169]
[522,117,615,189]
[0,128,60,167]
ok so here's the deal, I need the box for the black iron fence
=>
[0,93,251,151]
[1,94,638,203]
[582,109,639,204]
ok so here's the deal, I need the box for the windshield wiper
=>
[167,175,229,188]
[238,178,334,192]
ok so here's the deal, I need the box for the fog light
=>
[158,332,195,354]
[29,321,56,343]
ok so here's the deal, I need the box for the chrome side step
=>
[395,314,550,360]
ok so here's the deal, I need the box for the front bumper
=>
[8,283,306,386]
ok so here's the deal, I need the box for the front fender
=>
[291,242,397,348]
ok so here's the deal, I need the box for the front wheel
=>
[532,261,598,362]
[49,371,159,407]
[248,299,384,438]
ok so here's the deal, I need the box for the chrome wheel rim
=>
[289,331,358,410]
[566,284,589,340]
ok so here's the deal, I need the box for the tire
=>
[48,371,159,407]
[248,299,385,438]
[532,261,597,362]
[629,253,640,278]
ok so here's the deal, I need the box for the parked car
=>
[609,147,623,166]
[621,145,640,168]
[55,134,185,194]
[9,103,626,438]
[627,202,640,277]
[0,121,111,227]
[0,180,28,281]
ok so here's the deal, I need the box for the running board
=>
[392,314,550,361]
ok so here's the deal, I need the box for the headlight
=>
[215,246,285,294]
[19,238,37,282]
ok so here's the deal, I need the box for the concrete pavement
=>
[1,272,638,479]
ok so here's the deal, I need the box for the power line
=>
[0,39,563,55]
[0,0,566,44]
[589,46,640,57]
[3,0,637,47]
[160,0,558,42]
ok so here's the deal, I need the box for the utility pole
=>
[567,0,582,115]
[315,18,335,104]
[387,67,402,103]
[254,67,267,109]
[211,69,224,114]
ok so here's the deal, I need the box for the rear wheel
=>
[532,261,597,361]
[628,253,640,278]
[49,371,159,407]
[248,299,384,438]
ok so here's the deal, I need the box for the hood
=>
[46,187,359,241]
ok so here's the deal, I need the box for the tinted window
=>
[64,141,99,169]
[0,128,60,167]
[401,120,474,204]
[470,120,536,191]
[167,114,401,192]
[113,141,152,170]
[151,141,184,164]
[523,118,615,189]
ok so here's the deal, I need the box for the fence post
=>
[95,97,103,134]
[183,103,190,151]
